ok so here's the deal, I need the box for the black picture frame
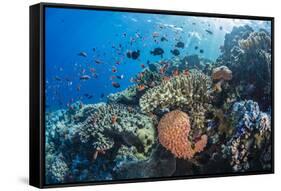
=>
[29,2,274,188]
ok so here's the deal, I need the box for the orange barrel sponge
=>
[158,110,207,160]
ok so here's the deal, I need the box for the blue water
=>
[45,7,270,110]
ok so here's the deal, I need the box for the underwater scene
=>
[45,7,272,184]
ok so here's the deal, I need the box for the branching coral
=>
[139,69,213,130]
[45,153,69,184]
[140,70,212,113]
[157,110,208,159]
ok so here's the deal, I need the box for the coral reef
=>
[158,110,207,159]
[212,65,233,92]
[74,103,156,156]
[45,153,69,184]
[107,86,139,105]
[139,70,212,113]
[222,100,271,172]
[45,102,156,183]
[216,25,272,109]
[45,22,272,183]
[113,145,176,179]
[140,69,213,130]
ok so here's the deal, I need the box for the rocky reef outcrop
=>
[216,25,272,109]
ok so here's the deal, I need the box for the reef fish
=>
[170,49,180,56]
[200,49,204,53]
[112,82,121,88]
[175,41,185,48]
[78,51,87,57]
[127,50,140,60]
[152,32,160,38]
[205,29,213,35]
[160,36,168,42]
[116,75,124,79]
[80,75,91,80]
[150,47,164,58]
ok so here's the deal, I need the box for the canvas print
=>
[45,7,272,185]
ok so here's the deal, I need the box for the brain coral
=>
[158,110,208,159]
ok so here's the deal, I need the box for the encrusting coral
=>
[157,110,208,159]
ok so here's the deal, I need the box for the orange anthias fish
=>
[138,84,146,91]
[163,76,170,81]
[159,67,165,74]
[141,64,145,68]
[183,69,189,76]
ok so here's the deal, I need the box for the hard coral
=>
[140,69,212,114]
[157,110,207,159]
[222,100,271,172]
[139,70,213,130]
[75,103,156,156]
[212,65,232,92]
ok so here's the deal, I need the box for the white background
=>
[0,0,279,190]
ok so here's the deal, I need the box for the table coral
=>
[157,110,207,159]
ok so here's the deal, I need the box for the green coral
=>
[139,70,212,129]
